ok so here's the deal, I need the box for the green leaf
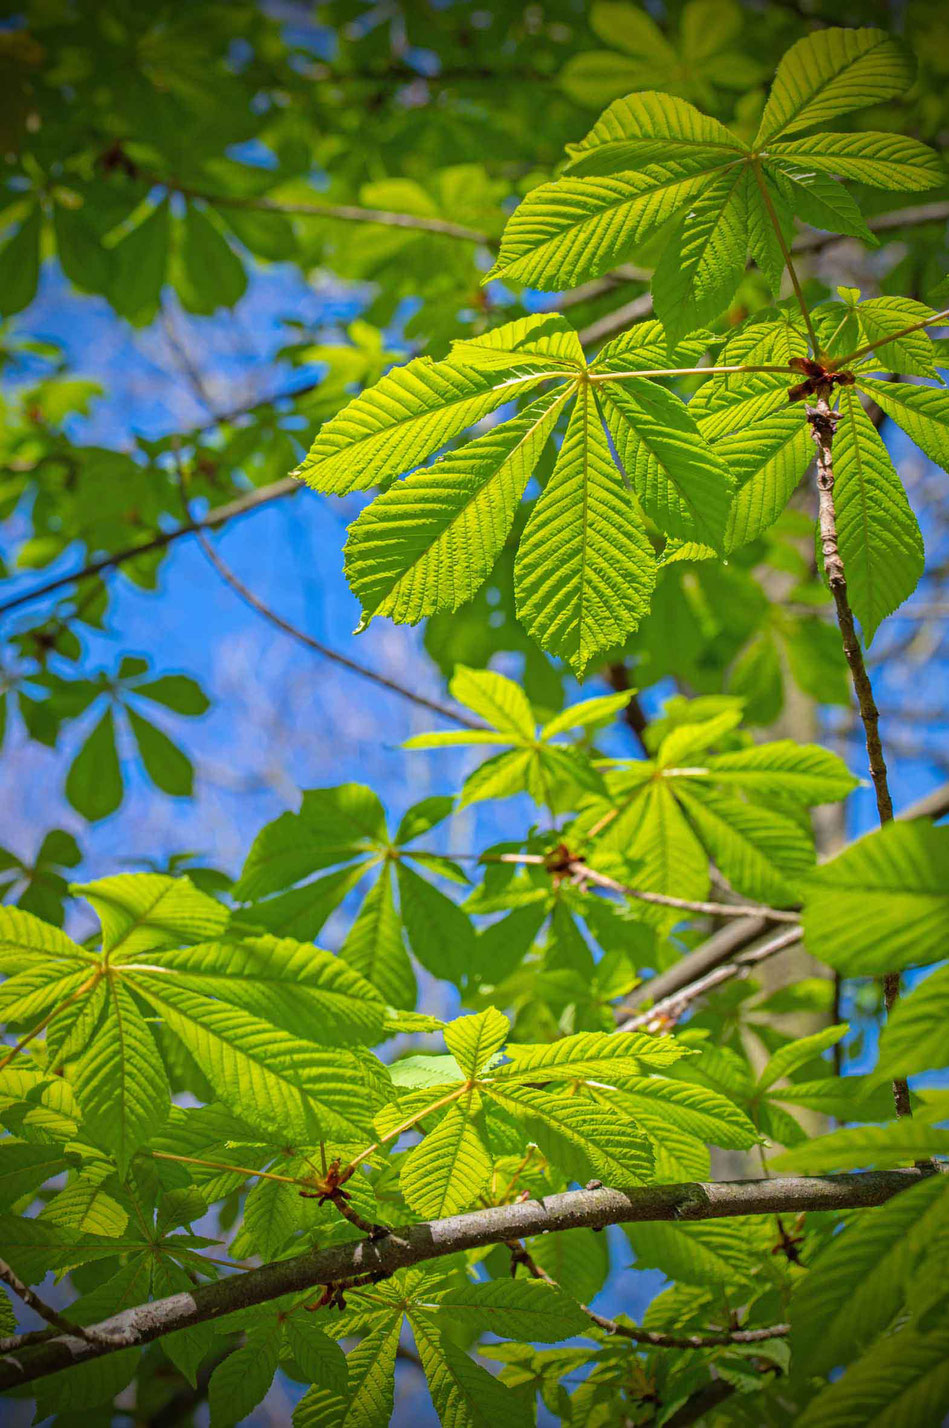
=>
[76,872,228,959]
[789,1175,949,1379]
[449,313,586,372]
[770,1122,949,1173]
[0,904,88,971]
[176,204,248,315]
[0,1141,71,1209]
[832,387,923,642]
[850,298,939,378]
[795,1319,949,1428]
[241,863,370,942]
[486,1084,653,1188]
[127,706,194,797]
[771,165,875,244]
[494,1029,686,1083]
[294,1318,400,1428]
[145,933,386,1046]
[234,784,385,900]
[757,1024,848,1092]
[0,205,41,317]
[450,665,535,740]
[539,691,634,739]
[857,378,949,474]
[652,165,749,343]
[877,963,949,1081]
[527,1226,610,1306]
[801,820,949,976]
[444,1008,510,1078]
[65,709,123,822]
[598,377,734,548]
[131,674,210,715]
[284,1316,348,1391]
[344,389,568,629]
[425,1278,590,1341]
[208,1324,282,1428]
[297,355,560,496]
[564,89,745,177]
[109,199,170,325]
[412,1316,532,1428]
[715,407,812,551]
[768,132,944,191]
[133,977,373,1142]
[515,383,655,675]
[73,980,170,1174]
[701,741,858,803]
[400,1099,492,1217]
[487,163,720,290]
[340,872,416,1010]
[397,862,476,987]
[754,28,915,145]
[626,1218,759,1286]
[609,1076,758,1149]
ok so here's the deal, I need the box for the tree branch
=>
[616,782,949,1020]
[507,1239,789,1349]
[0,1258,108,1349]
[807,394,909,1119]
[191,525,480,729]
[0,1171,928,1391]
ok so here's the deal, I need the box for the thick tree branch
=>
[0,1171,928,1391]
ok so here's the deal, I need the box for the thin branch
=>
[508,1240,789,1349]
[192,526,479,729]
[604,661,650,755]
[571,859,800,924]
[0,476,301,618]
[618,926,804,1033]
[0,1258,111,1348]
[144,174,494,245]
[807,395,909,1119]
[0,1171,929,1390]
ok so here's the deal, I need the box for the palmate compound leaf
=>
[344,388,570,631]
[485,30,937,330]
[294,1317,400,1428]
[832,387,924,643]
[515,380,656,676]
[801,819,949,977]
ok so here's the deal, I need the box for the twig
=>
[508,1240,789,1349]
[617,782,949,1021]
[0,1170,928,1390]
[617,926,804,1032]
[192,528,479,729]
[0,1258,110,1348]
[806,394,910,1121]
[571,859,800,924]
